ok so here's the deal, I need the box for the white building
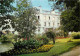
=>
[35,7,61,34]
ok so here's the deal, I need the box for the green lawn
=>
[17,40,80,56]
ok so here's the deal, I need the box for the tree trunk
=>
[53,39,55,44]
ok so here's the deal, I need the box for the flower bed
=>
[37,45,53,52]
[1,45,53,56]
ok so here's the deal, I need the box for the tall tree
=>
[49,0,80,32]
[60,1,80,32]
[0,0,14,15]
[0,0,15,31]
[15,0,38,39]
[48,0,79,11]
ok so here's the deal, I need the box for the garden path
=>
[60,46,80,56]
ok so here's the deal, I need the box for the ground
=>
[60,46,80,56]
[0,43,14,53]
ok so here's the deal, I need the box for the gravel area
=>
[60,46,80,56]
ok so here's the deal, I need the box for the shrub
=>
[25,39,41,49]
[46,31,55,44]
[40,35,49,44]
[13,35,19,43]
[14,38,41,49]
[0,33,15,43]
[71,32,80,39]
[35,35,49,45]
[55,30,64,37]
[0,35,8,43]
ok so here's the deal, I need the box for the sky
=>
[13,0,53,11]
[31,0,53,11]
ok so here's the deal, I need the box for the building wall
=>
[35,7,61,34]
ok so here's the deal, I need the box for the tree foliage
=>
[0,15,15,30]
[0,0,15,31]
[0,0,14,15]
[60,1,80,32]
[15,0,38,39]
[46,31,55,44]
[48,0,79,11]
[49,0,80,32]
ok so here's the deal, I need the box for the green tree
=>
[0,15,15,30]
[15,0,38,40]
[60,1,80,32]
[46,31,55,44]
[48,0,79,11]
[0,0,15,31]
[0,0,14,15]
[49,0,80,32]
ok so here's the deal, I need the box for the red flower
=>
[25,37,27,40]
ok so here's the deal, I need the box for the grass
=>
[16,38,80,56]
[56,38,80,43]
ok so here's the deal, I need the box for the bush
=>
[46,31,55,39]
[71,32,80,39]
[0,35,8,43]
[0,33,15,43]
[46,31,55,44]
[41,35,49,44]
[55,30,68,37]
[55,30,64,37]
[14,38,41,49]
[35,35,49,45]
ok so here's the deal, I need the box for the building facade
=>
[35,7,61,34]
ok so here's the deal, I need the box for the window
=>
[44,22,46,26]
[49,22,50,26]
[38,16,40,20]
[49,16,50,20]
